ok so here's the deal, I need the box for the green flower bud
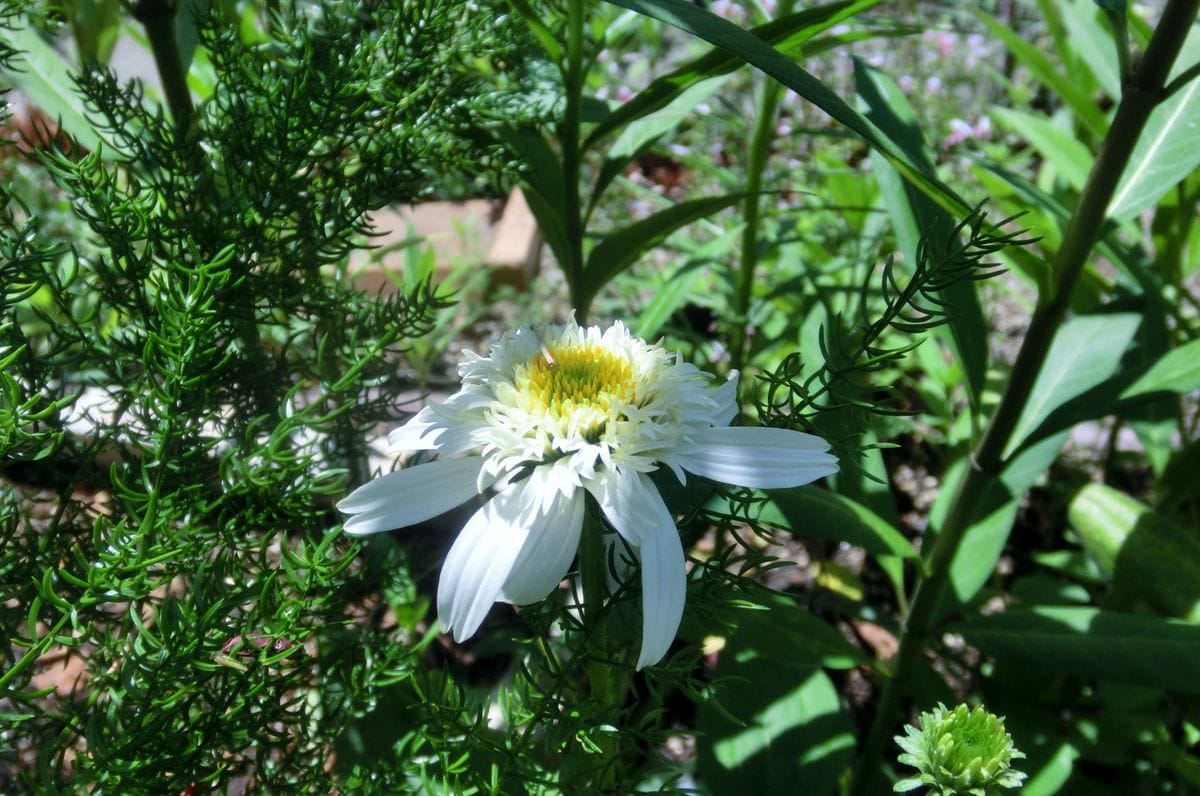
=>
[893,703,1026,795]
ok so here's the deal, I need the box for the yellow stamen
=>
[518,342,637,419]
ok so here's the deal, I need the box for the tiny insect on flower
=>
[337,318,838,669]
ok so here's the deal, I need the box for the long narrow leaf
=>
[602,0,969,215]
[584,0,879,148]
[580,193,749,308]
[974,9,1108,138]
[856,60,989,409]
[2,19,109,153]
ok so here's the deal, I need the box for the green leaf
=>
[589,75,729,214]
[951,606,1200,693]
[857,60,989,410]
[1108,69,1200,220]
[973,9,1108,138]
[633,224,740,339]
[1058,0,1123,99]
[972,158,1151,296]
[991,107,1094,192]
[1021,742,1079,796]
[936,431,1069,606]
[691,590,858,795]
[1004,313,1142,458]
[602,0,968,215]
[683,588,870,670]
[1069,483,1200,621]
[1,18,109,153]
[580,193,748,306]
[748,487,918,561]
[498,127,570,272]
[584,0,881,148]
[1121,336,1200,399]
[696,666,855,795]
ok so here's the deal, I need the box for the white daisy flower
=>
[338,319,838,669]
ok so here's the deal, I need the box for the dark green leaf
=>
[952,605,1200,693]
[753,487,918,561]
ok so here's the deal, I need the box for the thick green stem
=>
[729,2,793,372]
[563,0,588,321]
[850,2,1200,792]
[133,0,194,139]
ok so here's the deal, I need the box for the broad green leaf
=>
[1059,0,1122,99]
[858,60,989,409]
[935,431,1069,606]
[580,193,749,308]
[1,18,109,153]
[1069,483,1200,621]
[696,666,855,795]
[1121,336,1200,399]
[681,588,870,670]
[176,0,209,75]
[952,605,1200,693]
[67,0,123,64]
[974,9,1108,138]
[749,487,918,561]
[1108,73,1200,220]
[991,107,1094,192]
[603,0,969,215]
[584,0,880,148]
[692,590,858,795]
[1004,313,1142,458]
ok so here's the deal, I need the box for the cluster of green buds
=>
[894,703,1026,794]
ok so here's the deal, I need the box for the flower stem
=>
[849,2,1200,792]
[729,0,793,374]
[132,0,194,139]
[578,500,622,785]
[563,0,588,321]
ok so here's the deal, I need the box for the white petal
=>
[673,426,838,489]
[589,469,686,669]
[635,512,686,670]
[499,487,585,605]
[386,406,444,450]
[337,457,483,535]
[712,372,740,426]
[437,480,532,642]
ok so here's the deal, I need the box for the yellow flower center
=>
[519,342,637,420]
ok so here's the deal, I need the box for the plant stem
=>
[133,0,194,139]
[578,501,622,786]
[563,0,588,321]
[849,2,1200,792]
[729,1,792,373]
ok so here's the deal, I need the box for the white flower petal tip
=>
[588,470,686,670]
[437,481,533,641]
[337,456,483,535]
[673,426,839,490]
